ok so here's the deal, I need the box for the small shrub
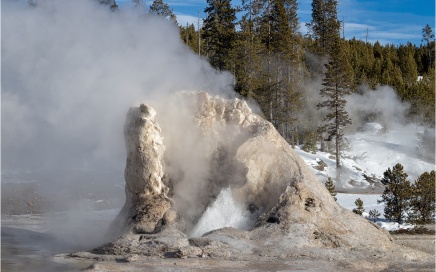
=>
[352,198,365,215]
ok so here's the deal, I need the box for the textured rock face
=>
[108,91,394,253]
[166,92,393,249]
[111,104,173,235]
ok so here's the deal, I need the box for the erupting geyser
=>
[88,92,427,265]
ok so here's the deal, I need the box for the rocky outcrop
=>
[109,104,176,236]
[91,92,432,268]
[176,92,393,249]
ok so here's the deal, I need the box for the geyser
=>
[100,92,398,258]
[110,104,175,236]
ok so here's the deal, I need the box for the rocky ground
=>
[60,224,435,272]
[65,238,435,272]
[62,93,434,272]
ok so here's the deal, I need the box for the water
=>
[190,187,255,237]
[1,226,93,272]
[1,210,119,272]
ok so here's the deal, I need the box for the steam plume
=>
[2,0,234,175]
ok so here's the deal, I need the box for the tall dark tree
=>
[422,24,435,69]
[149,0,177,23]
[306,0,341,56]
[378,164,413,224]
[202,0,237,71]
[317,38,353,169]
[234,14,262,97]
[248,0,305,144]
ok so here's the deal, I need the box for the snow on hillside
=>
[336,193,414,231]
[295,122,435,193]
[294,122,433,230]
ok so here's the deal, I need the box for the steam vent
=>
[87,92,431,268]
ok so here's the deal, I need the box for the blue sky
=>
[118,0,435,45]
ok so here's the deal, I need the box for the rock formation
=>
[109,104,175,236]
[87,92,431,269]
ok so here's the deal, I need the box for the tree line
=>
[326,165,435,224]
[179,0,435,169]
[96,0,434,170]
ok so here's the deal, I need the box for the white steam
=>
[2,0,235,247]
[190,187,254,237]
[346,85,410,130]
[2,0,234,174]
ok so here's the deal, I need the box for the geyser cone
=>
[110,104,176,236]
[92,92,431,267]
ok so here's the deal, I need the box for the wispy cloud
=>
[176,13,201,28]
[298,0,434,45]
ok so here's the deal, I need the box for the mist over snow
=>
[2,0,234,176]
[295,85,435,191]
[346,85,410,130]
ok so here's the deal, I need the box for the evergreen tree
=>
[202,0,237,71]
[180,23,204,55]
[378,164,413,224]
[368,209,380,222]
[306,0,341,56]
[398,43,418,83]
[352,198,365,215]
[317,38,353,169]
[248,0,305,144]
[409,171,435,224]
[149,0,177,23]
[324,177,337,201]
[422,24,434,68]
[234,10,262,97]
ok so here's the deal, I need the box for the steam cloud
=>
[2,0,236,247]
[2,0,234,175]
[346,85,411,130]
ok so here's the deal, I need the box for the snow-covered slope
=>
[295,123,435,193]
[294,124,433,231]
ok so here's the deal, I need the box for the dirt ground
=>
[391,224,435,256]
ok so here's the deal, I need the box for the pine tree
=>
[352,198,364,215]
[249,0,304,144]
[378,164,413,224]
[422,24,434,68]
[317,38,353,169]
[398,43,418,83]
[368,209,380,222]
[149,0,177,23]
[202,0,237,71]
[324,177,337,201]
[234,11,262,97]
[409,171,435,224]
[180,23,204,55]
[306,0,341,56]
